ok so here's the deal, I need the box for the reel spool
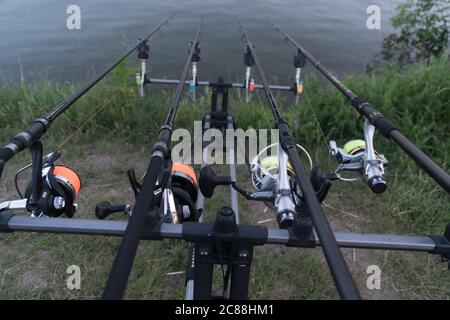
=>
[330,137,388,193]
[343,139,366,156]
[169,162,200,223]
[25,165,81,218]
[251,155,295,209]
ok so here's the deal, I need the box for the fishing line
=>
[56,15,177,152]
[303,91,359,181]
[12,86,130,198]
[303,91,331,154]
[57,86,129,150]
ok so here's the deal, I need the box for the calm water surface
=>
[0,0,403,83]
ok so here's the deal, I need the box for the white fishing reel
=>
[330,120,388,193]
[250,143,313,228]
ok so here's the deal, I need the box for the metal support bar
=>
[146,78,293,92]
[1,215,438,252]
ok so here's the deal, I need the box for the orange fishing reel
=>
[163,162,200,223]
[24,164,81,218]
[13,149,82,218]
[126,161,200,223]
[2,149,82,218]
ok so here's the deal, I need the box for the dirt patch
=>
[85,154,115,167]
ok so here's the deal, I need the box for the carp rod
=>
[0,15,175,180]
[236,19,361,300]
[269,20,450,194]
[102,24,202,300]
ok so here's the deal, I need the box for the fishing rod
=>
[101,24,202,300]
[269,20,450,194]
[0,15,174,181]
[236,18,361,300]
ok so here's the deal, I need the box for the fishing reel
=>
[250,143,331,228]
[99,161,200,223]
[0,149,81,218]
[162,162,200,224]
[27,164,80,217]
[198,143,332,229]
[330,120,388,194]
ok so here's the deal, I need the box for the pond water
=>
[0,0,403,83]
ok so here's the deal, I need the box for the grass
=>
[0,58,449,299]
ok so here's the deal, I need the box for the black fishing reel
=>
[25,164,80,217]
[1,149,81,218]
[122,161,200,223]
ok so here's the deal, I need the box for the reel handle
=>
[199,166,232,198]
[95,201,131,220]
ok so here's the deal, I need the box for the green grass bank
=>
[0,58,448,299]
